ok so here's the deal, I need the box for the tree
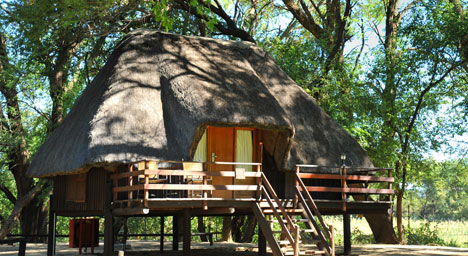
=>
[0,0,158,239]
[357,0,468,243]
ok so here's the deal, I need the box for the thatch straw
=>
[27,29,371,178]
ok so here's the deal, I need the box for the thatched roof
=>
[27,29,372,178]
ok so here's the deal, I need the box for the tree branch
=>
[0,179,49,240]
[398,0,421,24]
[402,60,465,153]
[0,182,16,204]
[173,0,255,42]
[282,0,323,39]
[352,19,365,74]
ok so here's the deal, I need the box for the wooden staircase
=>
[253,172,334,256]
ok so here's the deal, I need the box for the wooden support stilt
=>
[104,213,114,256]
[122,218,128,249]
[47,209,56,256]
[160,216,164,253]
[343,214,351,255]
[183,209,192,256]
[172,215,179,251]
[104,178,114,256]
[258,224,266,256]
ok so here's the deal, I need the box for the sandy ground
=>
[1,240,468,256]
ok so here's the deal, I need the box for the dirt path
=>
[1,241,468,255]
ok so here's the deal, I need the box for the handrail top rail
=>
[110,169,262,179]
[296,164,393,172]
[127,159,262,166]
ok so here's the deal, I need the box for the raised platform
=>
[111,198,392,216]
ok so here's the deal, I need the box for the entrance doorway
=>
[193,126,261,198]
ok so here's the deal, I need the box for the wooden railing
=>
[295,173,334,256]
[295,165,394,211]
[259,172,299,251]
[110,160,262,208]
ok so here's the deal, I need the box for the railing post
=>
[203,163,208,210]
[330,225,335,256]
[256,164,262,200]
[144,173,149,208]
[294,166,300,208]
[388,169,393,202]
[294,225,300,256]
[128,164,134,207]
[341,166,347,212]
[112,174,118,204]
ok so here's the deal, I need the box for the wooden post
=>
[47,209,56,256]
[294,166,300,208]
[388,169,393,201]
[128,164,134,207]
[160,216,165,253]
[341,166,347,212]
[172,215,179,251]
[343,214,351,255]
[203,176,208,210]
[79,220,83,254]
[256,164,262,200]
[294,225,300,256]
[330,225,335,256]
[104,177,114,256]
[123,218,128,249]
[18,238,26,256]
[144,174,149,207]
[183,209,192,256]
[258,224,266,256]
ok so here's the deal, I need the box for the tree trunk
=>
[349,184,398,244]
[396,189,404,243]
[221,216,232,242]
[231,215,244,242]
[364,213,398,243]
[48,70,65,131]
[0,180,48,240]
[241,214,256,243]
[197,217,207,242]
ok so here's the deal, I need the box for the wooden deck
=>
[110,161,393,216]
[111,198,392,216]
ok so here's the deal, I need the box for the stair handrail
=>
[295,172,331,238]
[260,172,299,253]
[295,186,332,255]
[295,173,334,256]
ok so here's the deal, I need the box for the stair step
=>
[302,229,316,233]
[262,209,304,214]
[294,218,310,223]
[283,250,326,255]
[269,219,288,224]
[282,243,321,248]
[278,240,290,245]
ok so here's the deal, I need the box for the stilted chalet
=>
[27,29,393,256]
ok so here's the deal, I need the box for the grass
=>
[322,216,468,248]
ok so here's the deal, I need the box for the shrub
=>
[351,227,375,244]
[404,222,445,246]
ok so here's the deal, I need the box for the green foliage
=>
[351,227,375,244]
[406,158,468,220]
[0,0,467,243]
[404,222,446,246]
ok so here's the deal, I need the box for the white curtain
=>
[193,130,207,162]
[236,130,253,171]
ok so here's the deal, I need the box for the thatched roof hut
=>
[27,29,372,178]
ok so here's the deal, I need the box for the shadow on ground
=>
[1,241,468,255]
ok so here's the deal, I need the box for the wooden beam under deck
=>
[111,198,391,216]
